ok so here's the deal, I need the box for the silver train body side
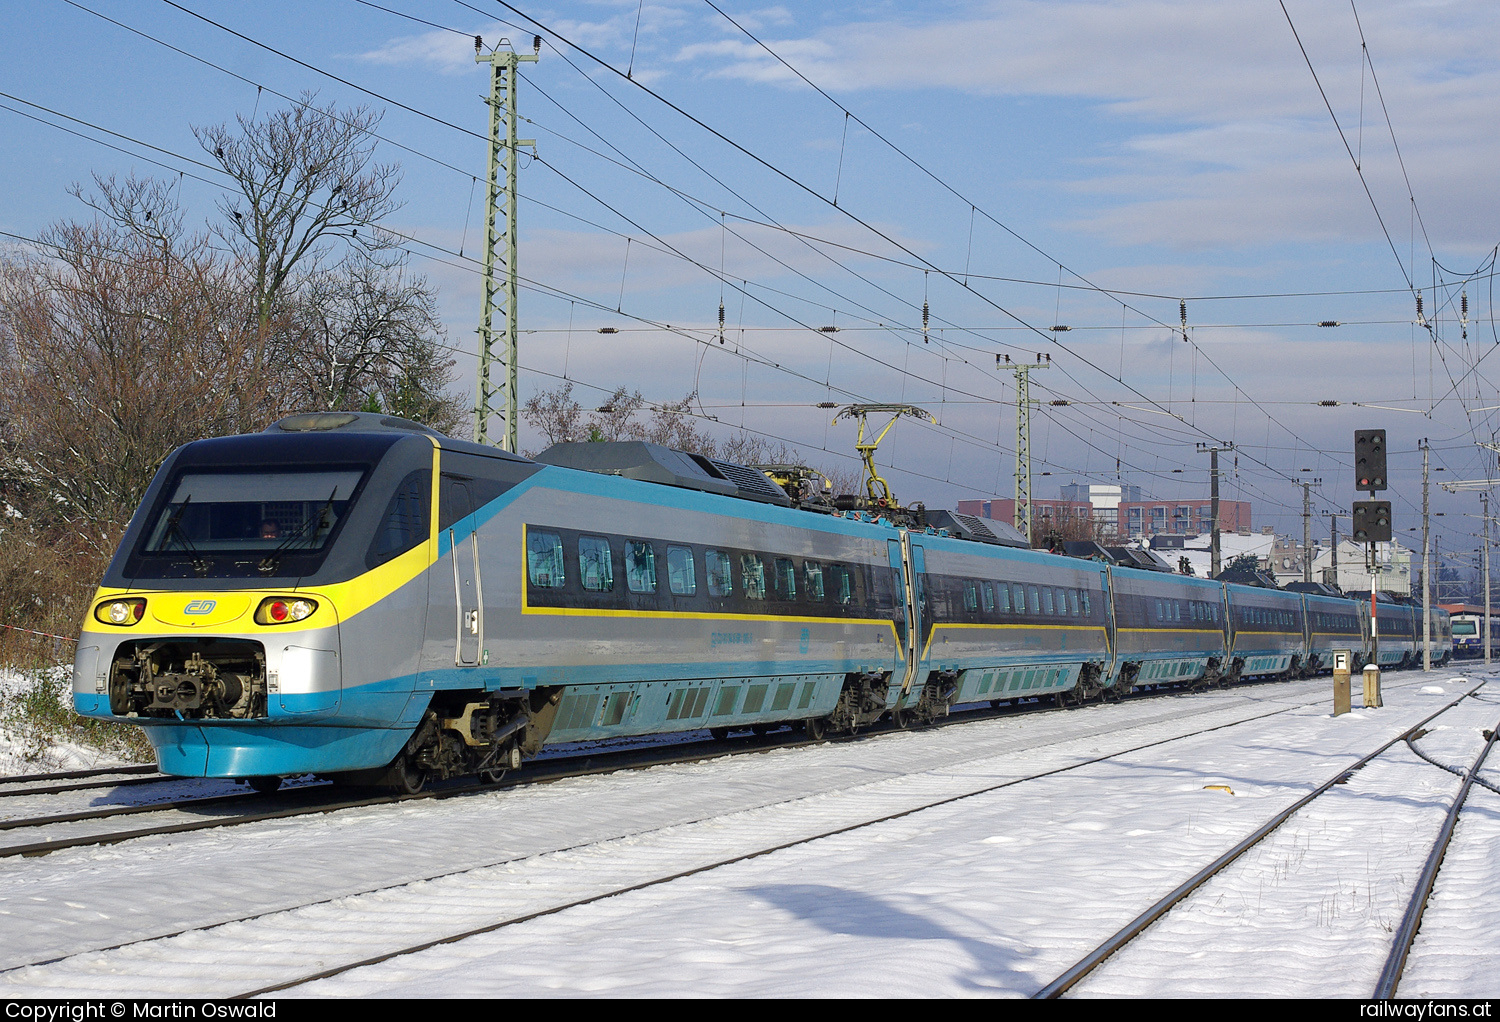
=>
[73,415,1451,787]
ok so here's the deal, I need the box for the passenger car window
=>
[667,545,696,596]
[626,540,657,593]
[706,549,733,597]
[830,563,854,605]
[527,530,565,588]
[804,561,826,602]
[741,554,766,600]
[773,557,797,600]
[578,535,613,592]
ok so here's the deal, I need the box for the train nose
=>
[149,594,253,628]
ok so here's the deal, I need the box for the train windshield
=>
[133,465,370,578]
[1453,622,1477,635]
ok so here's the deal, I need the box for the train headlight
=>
[95,599,146,625]
[255,597,318,625]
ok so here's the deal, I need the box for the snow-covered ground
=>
[0,669,137,777]
[0,667,1497,998]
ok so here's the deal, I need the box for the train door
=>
[1100,566,1118,682]
[887,537,917,690]
[441,474,483,667]
[1220,583,1236,661]
[908,539,931,684]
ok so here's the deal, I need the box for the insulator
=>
[922,300,929,343]
[1416,293,1424,320]
[1463,292,1469,319]
[718,301,725,344]
[1180,299,1187,329]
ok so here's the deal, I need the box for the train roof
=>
[263,411,532,463]
[533,440,794,507]
[1284,581,1348,598]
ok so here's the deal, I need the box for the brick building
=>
[1117,499,1250,538]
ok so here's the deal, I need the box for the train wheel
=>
[391,754,427,796]
[710,727,730,741]
[805,717,828,741]
[891,707,911,729]
[247,776,281,795]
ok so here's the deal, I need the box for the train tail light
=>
[255,597,318,625]
[95,599,146,625]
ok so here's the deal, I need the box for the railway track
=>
[1033,683,1497,999]
[0,676,1400,997]
[0,675,1291,860]
[0,763,162,799]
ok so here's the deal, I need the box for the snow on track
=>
[1397,690,1500,997]
[0,672,1488,998]
[1072,689,1500,997]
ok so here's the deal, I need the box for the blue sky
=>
[3,0,1499,561]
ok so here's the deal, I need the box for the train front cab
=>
[70,415,511,780]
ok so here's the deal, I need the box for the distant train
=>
[72,413,1451,792]
[1440,604,1496,658]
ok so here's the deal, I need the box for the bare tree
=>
[521,381,585,450]
[197,95,460,431]
[195,94,401,337]
[0,96,464,642]
[0,176,276,552]
[288,258,463,433]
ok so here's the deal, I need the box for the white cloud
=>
[673,2,1500,251]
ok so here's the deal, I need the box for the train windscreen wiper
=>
[162,496,211,577]
[257,486,339,577]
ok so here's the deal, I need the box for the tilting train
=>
[72,413,1451,792]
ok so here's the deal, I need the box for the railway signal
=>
[1355,429,1387,491]
[1352,500,1393,543]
